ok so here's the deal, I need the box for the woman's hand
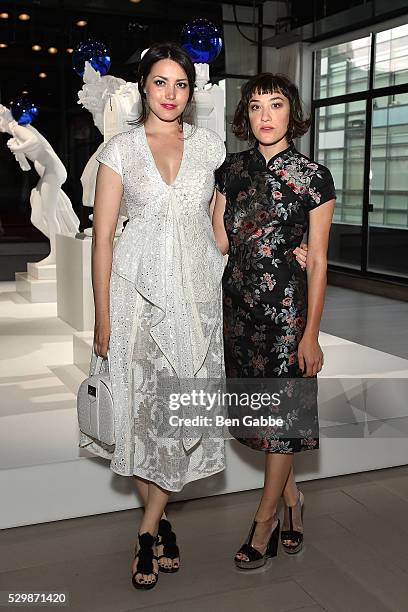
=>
[293,242,308,270]
[93,316,110,358]
[297,334,324,377]
[211,189,229,255]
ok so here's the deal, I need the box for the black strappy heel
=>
[157,518,180,573]
[131,532,159,590]
[281,491,305,554]
[234,517,280,569]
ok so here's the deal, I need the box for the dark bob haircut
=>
[232,73,310,143]
[132,41,196,126]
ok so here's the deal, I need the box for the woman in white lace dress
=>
[78,42,226,590]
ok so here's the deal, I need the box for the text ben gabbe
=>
[167,390,285,429]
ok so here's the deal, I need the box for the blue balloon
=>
[181,19,223,64]
[11,98,39,125]
[72,39,111,77]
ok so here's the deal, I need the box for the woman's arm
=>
[92,163,123,357]
[7,129,38,153]
[212,189,229,255]
[298,199,335,376]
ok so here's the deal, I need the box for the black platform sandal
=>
[281,491,305,555]
[131,532,159,590]
[234,517,280,570]
[156,518,180,573]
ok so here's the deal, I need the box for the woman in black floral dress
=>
[213,74,335,568]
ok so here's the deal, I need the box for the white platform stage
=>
[1,280,407,529]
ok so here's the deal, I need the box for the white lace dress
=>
[79,123,226,491]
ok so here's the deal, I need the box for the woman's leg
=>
[133,475,168,519]
[132,481,170,585]
[132,475,149,506]
[132,476,178,571]
[236,453,293,560]
[282,465,300,505]
[281,465,304,545]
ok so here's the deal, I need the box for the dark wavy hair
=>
[232,73,310,143]
[132,42,196,126]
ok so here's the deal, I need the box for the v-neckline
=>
[142,123,187,188]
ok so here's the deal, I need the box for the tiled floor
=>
[2,466,408,611]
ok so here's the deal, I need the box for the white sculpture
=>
[192,63,225,141]
[77,62,140,235]
[78,62,128,136]
[103,81,140,142]
[0,104,80,266]
[77,62,126,210]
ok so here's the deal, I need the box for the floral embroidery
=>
[216,142,335,455]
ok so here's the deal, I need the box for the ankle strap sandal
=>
[157,518,180,573]
[131,532,159,590]
[281,491,305,555]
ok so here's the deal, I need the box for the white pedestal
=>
[26,262,56,280]
[56,233,94,332]
[73,331,94,374]
[15,262,57,303]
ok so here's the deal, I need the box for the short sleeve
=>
[96,136,123,182]
[214,158,227,196]
[215,136,226,170]
[308,164,336,210]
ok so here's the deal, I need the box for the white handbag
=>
[77,352,115,446]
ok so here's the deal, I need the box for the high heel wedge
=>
[234,516,280,570]
[131,532,159,590]
[281,491,305,555]
[157,518,180,573]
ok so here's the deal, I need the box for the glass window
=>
[314,36,371,99]
[314,24,408,279]
[375,24,408,88]
[315,101,366,268]
[370,92,408,228]
[368,92,408,276]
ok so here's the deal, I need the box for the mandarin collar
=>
[250,140,295,167]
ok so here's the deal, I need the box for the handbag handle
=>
[94,350,111,374]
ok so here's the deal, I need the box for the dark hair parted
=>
[232,73,311,143]
[132,42,196,126]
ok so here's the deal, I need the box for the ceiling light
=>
[48,47,58,54]
[0,12,9,19]
[66,47,73,54]
[38,72,47,79]
[129,0,143,3]
[32,44,42,51]
[18,13,30,21]
[76,20,87,27]
[0,42,7,48]
[22,90,28,94]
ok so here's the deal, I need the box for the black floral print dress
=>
[215,142,336,454]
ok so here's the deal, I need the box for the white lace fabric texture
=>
[79,123,227,491]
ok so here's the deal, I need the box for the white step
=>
[15,272,57,303]
[27,262,56,280]
[2,437,408,529]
